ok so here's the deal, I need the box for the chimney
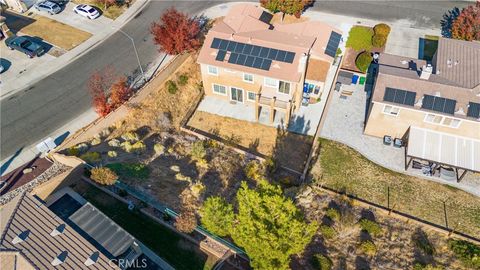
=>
[298,53,308,73]
[420,64,433,80]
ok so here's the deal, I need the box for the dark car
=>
[49,0,68,6]
[5,36,44,58]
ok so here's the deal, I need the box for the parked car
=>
[5,36,44,58]
[73,4,100,19]
[49,0,68,6]
[34,1,61,14]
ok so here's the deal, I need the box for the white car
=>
[73,4,100,19]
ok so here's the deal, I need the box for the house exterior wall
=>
[3,0,27,12]
[364,102,480,139]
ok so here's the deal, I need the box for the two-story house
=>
[197,4,342,127]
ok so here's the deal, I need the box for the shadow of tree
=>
[355,256,371,270]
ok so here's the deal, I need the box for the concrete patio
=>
[320,74,480,196]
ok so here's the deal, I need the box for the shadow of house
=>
[54,131,70,146]
[355,256,371,270]
[289,114,311,135]
[0,147,23,176]
[3,11,35,34]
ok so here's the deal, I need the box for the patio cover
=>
[69,203,135,257]
[406,126,480,179]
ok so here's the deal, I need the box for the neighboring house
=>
[197,4,342,127]
[0,192,118,270]
[364,38,480,180]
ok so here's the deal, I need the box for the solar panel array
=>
[211,38,296,71]
[383,87,416,106]
[325,31,342,58]
[421,95,456,115]
[467,102,480,118]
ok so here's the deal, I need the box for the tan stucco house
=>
[197,4,342,127]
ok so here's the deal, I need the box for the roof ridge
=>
[0,192,27,248]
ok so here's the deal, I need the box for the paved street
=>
[0,0,471,173]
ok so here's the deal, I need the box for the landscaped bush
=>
[166,80,178,94]
[372,34,387,47]
[311,254,333,270]
[245,161,263,181]
[325,208,341,221]
[91,137,102,146]
[359,218,382,236]
[67,147,80,156]
[107,151,118,158]
[320,224,337,239]
[69,142,89,156]
[190,140,206,160]
[359,240,377,256]
[108,139,121,147]
[106,163,150,179]
[121,131,139,142]
[90,167,118,185]
[122,141,146,153]
[448,239,480,268]
[346,26,374,51]
[154,143,165,155]
[178,74,189,86]
[355,51,373,73]
[79,152,101,164]
[373,23,391,37]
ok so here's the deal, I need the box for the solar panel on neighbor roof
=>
[421,95,457,115]
[210,38,296,71]
[383,87,416,106]
[325,31,342,58]
[467,102,480,118]
[216,50,226,61]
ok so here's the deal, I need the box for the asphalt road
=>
[0,0,471,160]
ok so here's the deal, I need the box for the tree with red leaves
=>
[110,77,131,109]
[451,1,480,41]
[88,66,115,117]
[150,7,201,55]
[260,0,314,18]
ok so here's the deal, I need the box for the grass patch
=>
[106,162,150,179]
[73,181,214,270]
[71,0,128,19]
[346,26,374,51]
[311,138,480,238]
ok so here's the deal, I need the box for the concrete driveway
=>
[385,27,440,59]
[30,2,113,34]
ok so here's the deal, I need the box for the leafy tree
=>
[441,7,461,38]
[88,69,112,117]
[150,8,201,55]
[451,2,480,41]
[232,181,317,269]
[199,197,234,237]
[373,23,391,37]
[355,51,372,73]
[260,0,314,18]
[90,167,118,185]
[110,77,131,109]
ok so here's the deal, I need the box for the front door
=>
[231,87,243,102]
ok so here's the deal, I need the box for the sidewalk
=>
[0,0,150,99]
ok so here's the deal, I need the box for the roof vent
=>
[84,251,100,266]
[12,230,30,244]
[447,59,452,67]
[454,60,459,66]
[51,251,68,266]
[50,224,66,237]
[455,107,466,115]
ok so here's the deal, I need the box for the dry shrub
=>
[108,139,121,147]
[108,151,117,158]
[359,240,377,256]
[91,137,102,146]
[91,167,118,185]
[154,143,165,155]
[175,173,191,182]
[190,182,205,197]
[245,160,263,181]
[174,210,197,233]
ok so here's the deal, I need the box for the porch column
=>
[285,101,291,128]
[255,94,260,122]
[270,97,275,124]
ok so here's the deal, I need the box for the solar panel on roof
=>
[383,88,395,102]
[228,53,238,64]
[219,39,228,50]
[422,95,435,110]
[405,91,416,106]
[237,54,247,65]
[261,59,272,70]
[276,50,286,61]
[245,56,255,67]
[422,95,456,115]
[234,43,245,53]
[393,90,406,104]
[216,50,226,61]
[253,57,263,68]
[227,41,237,51]
[325,31,342,57]
[268,49,278,60]
[433,97,445,112]
[444,99,456,114]
[285,52,295,63]
[243,44,253,55]
[259,47,269,58]
[211,38,221,49]
[251,46,261,57]
[383,87,416,107]
[467,102,480,118]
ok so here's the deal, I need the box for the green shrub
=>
[320,225,337,239]
[448,239,480,268]
[372,34,387,47]
[263,157,277,175]
[311,254,333,270]
[67,147,80,156]
[121,131,139,142]
[79,152,101,164]
[131,141,146,154]
[373,23,391,37]
[167,80,178,94]
[359,219,382,236]
[106,162,150,179]
[107,151,118,158]
[325,208,341,221]
[178,74,189,86]
[245,161,263,181]
[336,48,342,56]
[355,51,373,73]
[359,240,377,256]
[154,143,165,155]
[191,141,206,160]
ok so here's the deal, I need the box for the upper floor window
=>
[424,113,461,128]
[264,77,278,88]
[243,73,254,83]
[278,81,290,94]
[207,65,218,75]
[383,105,400,116]
[212,84,227,95]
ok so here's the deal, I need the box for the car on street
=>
[73,4,100,19]
[5,36,45,58]
[34,1,62,14]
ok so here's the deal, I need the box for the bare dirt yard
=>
[188,111,313,173]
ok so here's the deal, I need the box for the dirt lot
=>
[5,12,91,50]
[310,139,480,239]
[292,186,471,269]
[188,111,313,172]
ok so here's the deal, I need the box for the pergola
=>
[404,126,480,182]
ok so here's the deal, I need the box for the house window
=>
[442,117,461,128]
[230,87,244,102]
[212,84,226,95]
[243,73,254,83]
[207,65,218,75]
[264,77,278,88]
[424,113,443,124]
[247,91,256,101]
[382,105,400,116]
[278,81,290,94]
[424,113,461,128]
